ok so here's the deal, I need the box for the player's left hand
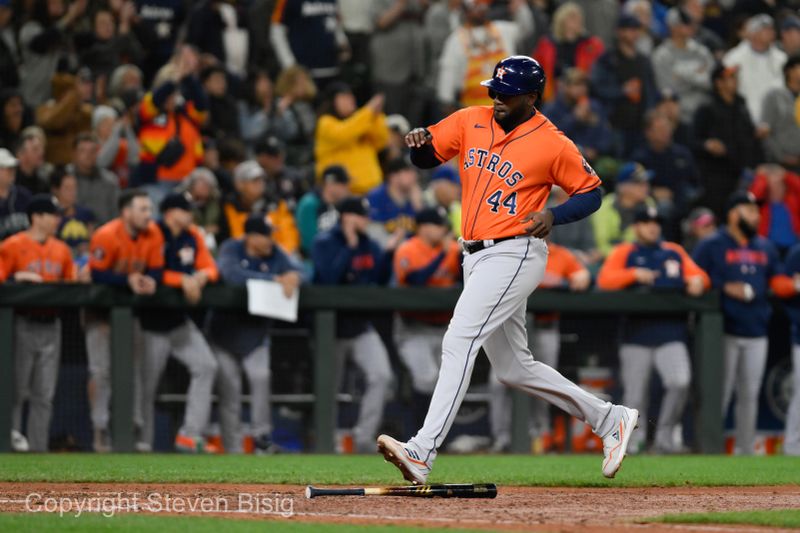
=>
[521,210,554,238]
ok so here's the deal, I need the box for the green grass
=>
[0,513,496,532]
[653,509,800,528]
[0,454,798,487]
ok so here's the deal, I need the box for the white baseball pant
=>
[12,316,61,452]
[619,341,691,452]
[489,326,560,449]
[783,345,800,455]
[408,237,615,465]
[140,320,218,446]
[394,317,445,395]
[722,335,768,455]
[214,343,272,453]
[335,328,393,452]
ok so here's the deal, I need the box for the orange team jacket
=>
[395,236,462,324]
[427,106,602,241]
[89,218,165,281]
[0,231,75,282]
[597,241,711,291]
[161,224,219,288]
[537,242,587,322]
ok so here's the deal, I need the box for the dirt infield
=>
[1,482,798,531]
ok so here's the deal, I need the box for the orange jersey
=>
[89,219,164,278]
[394,237,462,288]
[427,107,601,241]
[597,241,710,291]
[0,231,75,281]
[540,243,586,288]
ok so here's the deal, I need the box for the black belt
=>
[459,235,525,254]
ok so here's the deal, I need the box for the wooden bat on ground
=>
[305,483,497,499]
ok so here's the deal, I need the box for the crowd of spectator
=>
[0,0,799,455]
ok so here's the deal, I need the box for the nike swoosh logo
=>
[474,124,486,129]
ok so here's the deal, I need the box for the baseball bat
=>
[305,483,497,499]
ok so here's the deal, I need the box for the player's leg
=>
[170,320,219,446]
[350,328,393,452]
[488,366,512,452]
[333,337,353,450]
[242,344,273,452]
[733,336,768,455]
[529,326,560,445]
[784,344,800,455]
[26,320,61,452]
[721,335,740,417]
[652,341,691,452]
[212,344,244,453]
[619,344,653,453]
[395,319,439,395]
[139,330,172,449]
[85,318,112,451]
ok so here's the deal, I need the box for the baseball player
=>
[488,237,590,453]
[693,192,795,454]
[393,206,462,427]
[0,194,75,452]
[598,205,710,454]
[139,192,219,453]
[377,56,639,483]
[782,243,800,455]
[207,216,302,453]
[88,189,164,452]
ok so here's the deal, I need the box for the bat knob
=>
[305,486,314,499]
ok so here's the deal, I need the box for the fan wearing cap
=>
[366,158,423,247]
[219,159,300,254]
[423,165,462,239]
[598,205,709,454]
[0,146,32,240]
[592,162,654,257]
[296,164,351,257]
[0,194,75,452]
[254,135,305,205]
[393,206,462,425]
[312,195,394,453]
[208,215,302,454]
[781,242,800,455]
[692,192,795,455]
[761,56,800,172]
[137,192,220,454]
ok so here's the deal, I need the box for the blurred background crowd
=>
[0,0,799,457]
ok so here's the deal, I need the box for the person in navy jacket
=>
[207,216,301,454]
[693,192,795,454]
[780,243,800,455]
[598,205,710,453]
[312,196,397,453]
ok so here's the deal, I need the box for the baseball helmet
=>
[480,55,546,96]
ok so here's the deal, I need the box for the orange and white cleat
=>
[174,434,221,454]
[376,434,431,485]
[601,406,639,478]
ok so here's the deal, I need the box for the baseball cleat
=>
[376,434,431,485]
[601,406,639,479]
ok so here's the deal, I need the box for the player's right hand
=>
[405,128,432,148]
[633,268,658,285]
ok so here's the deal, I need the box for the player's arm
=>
[406,109,466,169]
[766,243,795,298]
[396,246,448,286]
[89,231,129,285]
[780,246,800,299]
[562,249,591,291]
[597,244,639,290]
[666,242,710,296]
[191,227,219,284]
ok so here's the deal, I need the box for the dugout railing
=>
[0,285,723,454]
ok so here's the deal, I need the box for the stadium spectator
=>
[219,160,299,255]
[369,0,427,126]
[748,164,800,255]
[107,63,144,103]
[139,192,219,453]
[175,167,221,249]
[14,130,52,194]
[201,64,240,141]
[423,0,461,85]
[437,0,534,110]
[208,216,302,454]
[652,7,714,125]
[0,0,18,90]
[722,14,786,126]
[0,89,33,149]
[86,189,163,452]
[135,0,187,83]
[185,0,248,78]
[339,0,374,103]
[652,88,692,148]
[35,70,93,166]
[598,205,710,454]
[93,104,138,188]
[592,162,653,257]
[274,65,317,168]
[367,158,422,247]
[490,236,590,453]
[77,5,143,80]
[50,167,95,269]
[548,184,601,268]
[531,2,605,104]
[393,206,461,429]
[622,0,659,56]
[383,114,411,165]
[561,0,618,48]
[254,135,305,207]
[18,0,86,107]
[423,164,462,239]
[271,0,347,89]
[135,46,207,204]
[297,165,351,258]
[0,194,75,452]
[779,16,800,56]
[0,147,31,240]
[682,206,717,253]
[67,133,119,225]
[542,68,613,162]
[692,64,760,218]
[590,14,658,157]
[761,55,800,172]
[312,196,395,453]
[692,192,795,455]
[782,242,800,456]
[239,70,298,149]
[678,0,725,58]
[314,83,389,195]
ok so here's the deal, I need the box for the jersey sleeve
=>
[550,139,602,196]
[426,108,467,163]
[561,247,587,278]
[597,243,637,290]
[191,227,219,283]
[146,229,165,271]
[393,242,414,286]
[89,228,116,272]
[60,243,76,281]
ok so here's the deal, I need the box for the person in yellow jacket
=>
[315,83,389,195]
